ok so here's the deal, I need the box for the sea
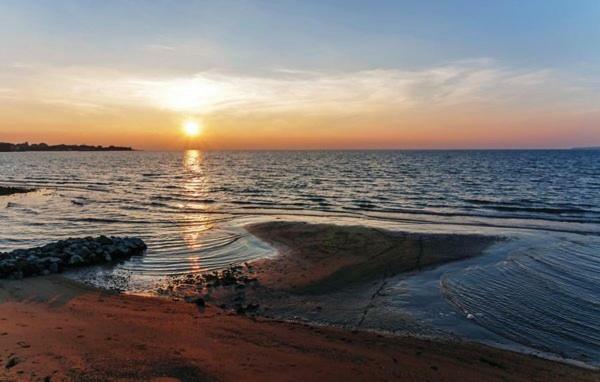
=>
[0,150,598,367]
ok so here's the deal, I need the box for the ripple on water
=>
[441,237,600,366]
[66,226,275,292]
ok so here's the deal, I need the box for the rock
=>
[235,304,246,315]
[79,246,92,257]
[98,235,113,245]
[185,296,206,307]
[5,356,20,369]
[49,263,60,274]
[69,255,85,265]
[246,303,259,312]
[236,302,259,315]
[41,256,62,263]
[116,244,129,255]
[39,257,62,275]
[26,255,39,263]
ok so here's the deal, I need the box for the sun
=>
[182,120,202,137]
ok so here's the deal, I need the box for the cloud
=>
[3,59,598,118]
[143,43,177,52]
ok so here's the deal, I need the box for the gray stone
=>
[79,246,92,257]
[49,262,59,273]
[98,235,113,245]
[69,254,85,265]
[116,244,128,255]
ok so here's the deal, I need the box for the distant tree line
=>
[0,142,134,152]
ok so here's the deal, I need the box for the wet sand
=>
[246,221,498,292]
[187,222,501,331]
[0,222,598,381]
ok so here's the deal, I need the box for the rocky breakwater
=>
[0,236,147,279]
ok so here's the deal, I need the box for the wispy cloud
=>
[143,43,177,52]
[3,59,598,118]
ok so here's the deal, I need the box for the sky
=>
[1,0,600,150]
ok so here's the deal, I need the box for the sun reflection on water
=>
[182,149,208,201]
[181,150,213,272]
[184,149,203,174]
[182,217,215,273]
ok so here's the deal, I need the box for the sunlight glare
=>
[183,120,202,137]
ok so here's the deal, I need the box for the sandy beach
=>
[1,222,597,381]
[3,1,600,379]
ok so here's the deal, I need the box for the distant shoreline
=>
[0,142,134,152]
[2,143,599,152]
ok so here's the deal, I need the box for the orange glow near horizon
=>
[2,111,599,150]
[1,64,599,150]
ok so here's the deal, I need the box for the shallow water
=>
[0,150,599,366]
[441,234,600,365]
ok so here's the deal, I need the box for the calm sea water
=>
[0,150,599,365]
